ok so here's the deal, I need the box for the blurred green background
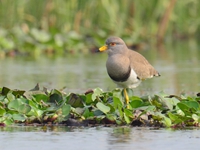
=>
[0,0,199,57]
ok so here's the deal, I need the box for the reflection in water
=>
[107,127,200,150]
[0,40,200,95]
[0,126,200,150]
[0,125,74,132]
[109,127,132,144]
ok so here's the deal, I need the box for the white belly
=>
[114,69,141,88]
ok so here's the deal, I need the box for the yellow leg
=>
[124,88,130,109]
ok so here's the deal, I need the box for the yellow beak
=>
[99,45,108,52]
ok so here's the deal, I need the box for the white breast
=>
[114,69,141,88]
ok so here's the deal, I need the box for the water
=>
[0,41,200,149]
[0,40,200,95]
[0,54,108,93]
[0,126,199,150]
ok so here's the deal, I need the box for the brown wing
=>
[128,50,160,79]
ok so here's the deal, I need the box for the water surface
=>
[0,41,200,149]
[0,40,199,95]
[0,126,199,150]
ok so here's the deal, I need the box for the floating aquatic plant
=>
[0,84,200,128]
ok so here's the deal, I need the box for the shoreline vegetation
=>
[0,0,199,57]
[0,1,200,128]
[0,84,200,128]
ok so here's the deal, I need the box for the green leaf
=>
[18,98,29,104]
[8,99,20,110]
[124,108,133,118]
[192,114,200,123]
[116,119,122,125]
[83,108,94,118]
[112,88,122,99]
[165,97,180,110]
[151,99,162,108]
[3,119,13,125]
[177,102,189,114]
[18,104,31,114]
[8,98,30,114]
[130,96,141,100]
[118,105,124,119]
[12,90,25,97]
[29,108,43,118]
[49,91,63,103]
[7,93,15,101]
[0,107,6,116]
[85,93,93,105]
[1,87,11,95]
[113,96,123,109]
[96,102,110,114]
[107,103,115,113]
[0,95,5,101]
[106,114,116,121]
[91,88,103,101]
[123,109,133,124]
[33,94,49,102]
[12,114,26,121]
[67,93,84,108]
[62,104,71,116]
[168,112,182,124]
[138,106,156,111]
[183,101,199,110]
[130,99,143,108]
[123,113,131,124]
[162,117,171,127]
[93,109,104,116]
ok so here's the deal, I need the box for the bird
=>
[98,36,160,108]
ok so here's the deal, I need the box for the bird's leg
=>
[124,88,130,109]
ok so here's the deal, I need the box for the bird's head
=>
[98,36,128,56]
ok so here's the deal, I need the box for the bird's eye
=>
[110,43,116,46]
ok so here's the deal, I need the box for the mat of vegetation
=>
[0,84,200,128]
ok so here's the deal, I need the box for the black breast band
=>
[108,66,131,82]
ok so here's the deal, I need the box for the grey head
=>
[105,36,128,56]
